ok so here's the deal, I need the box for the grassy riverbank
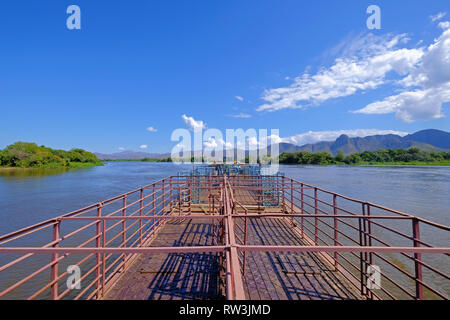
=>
[0,142,103,169]
[352,160,450,166]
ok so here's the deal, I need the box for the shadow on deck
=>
[104,213,359,300]
[242,218,359,300]
[104,218,223,300]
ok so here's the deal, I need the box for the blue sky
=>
[0,0,449,153]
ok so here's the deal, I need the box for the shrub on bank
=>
[0,142,102,168]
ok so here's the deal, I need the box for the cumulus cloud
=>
[281,129,409,146]
[354,24,450,122]
[257,33,422,112]
[146,126,157,132]
[139,145,148,149]
[118,147,125,151]
[202,133,281,151]
[353,86,449,122]
[238,134,283,150]
[182,114,207,132]
[203,137,233,149]
[235,96,244,101]
[439,21,450,30]
[430,12,447,22]
[258,24,450,122]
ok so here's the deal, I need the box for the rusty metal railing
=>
[0,174,449,300]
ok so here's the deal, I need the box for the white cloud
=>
[257,33,423,112]
[182,114,207,132]
[139,145,148,149]
[228,113,252,118]
[242,134,283,150]
[282,129,409,146]
[146,126,157,132]
[259,25,450,123]
[353,86,448,122]
[203,135,280,150]
[118,147,125,151]
[439,21,450,30]
[430,12,447,22]
[203,137,218,149]
[247,136,259,148]
[203,137,233,149]
[235,96,244,101]
[354,25,450,122]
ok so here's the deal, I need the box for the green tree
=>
[335,150,345,163]
[0,142,100,168]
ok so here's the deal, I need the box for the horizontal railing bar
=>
[92,212,419,220]
[0,245,449,255]
[0,222,56,246]
[0,238,61,273]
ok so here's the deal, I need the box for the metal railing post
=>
[139,188,143,245]
[152,184,156,235]
[95,203,102,298]
[314,187,318,245]
[102,212,106,297]
[51,220,60,300]
[122,195,127,270]
[362,203,368,298]
[358,215,364,296]
[169,177,173,212]
[178,181,182,215]
[367,204,374,300]
[412,218,423,300]
[188,177,192,214]
[209,175,212,215]
[333,194,338,270]
[243,207,248,275]
[290,180,294,225]
[162,179,166,216]
[301,183,304,237]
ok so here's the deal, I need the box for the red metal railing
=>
[0,174,448,300]
[228,175,450,300]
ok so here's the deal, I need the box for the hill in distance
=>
[276,129,450,155]
[95,129,450,159]
[95,150,171,160]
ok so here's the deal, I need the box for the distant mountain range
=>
[94,150,171,160]
[95,129,450,159]
[276,129,450,155]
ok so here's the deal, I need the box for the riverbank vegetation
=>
[0,142,103,169]
[278,148,450,166]
[103,148,450,166]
